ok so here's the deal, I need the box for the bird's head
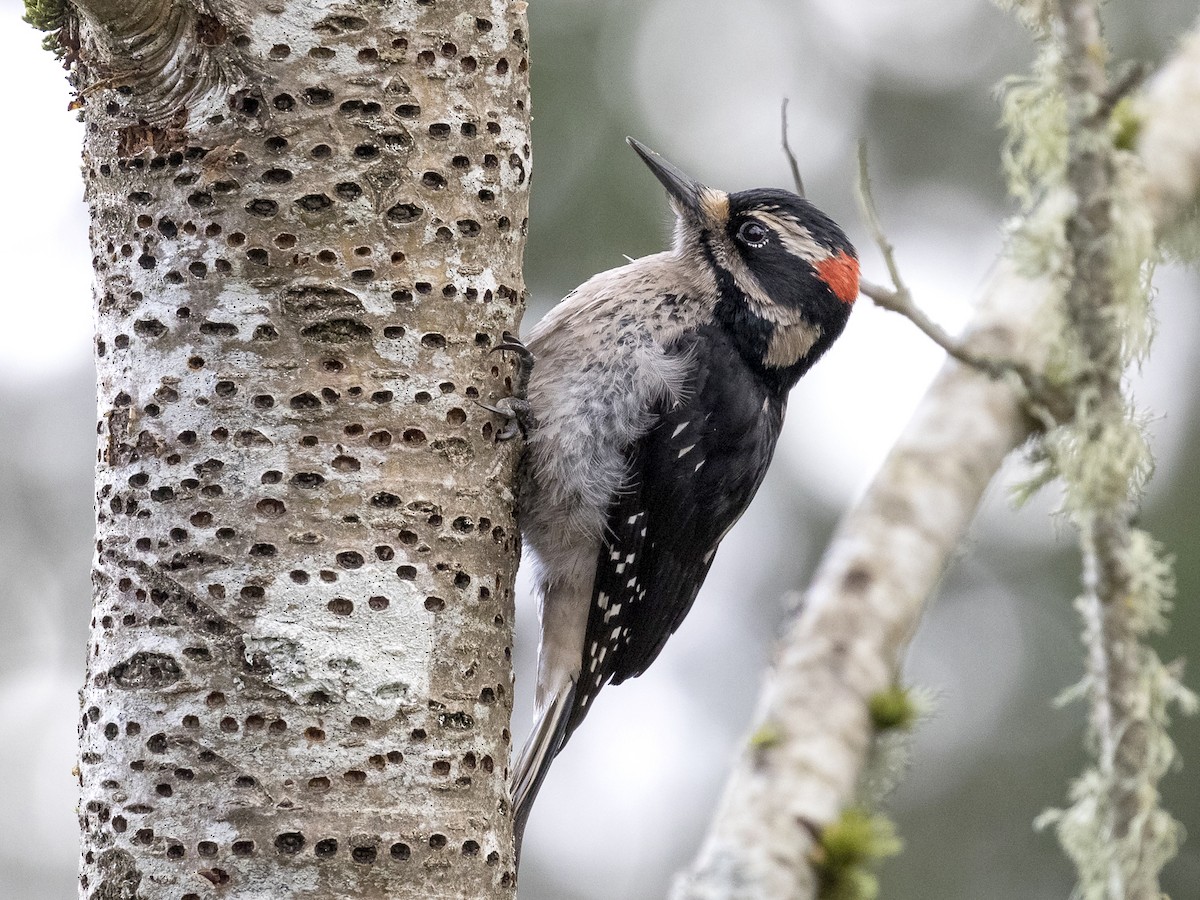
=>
[628,137,858,385]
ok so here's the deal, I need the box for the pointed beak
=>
[626,137,710,221]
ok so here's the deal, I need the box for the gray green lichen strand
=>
[77,2,530,898]
[23,0,66,33]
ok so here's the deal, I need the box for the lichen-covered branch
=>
[672,13,1200,899]
[1055,3,1139,895]
[1030,3,1195,898]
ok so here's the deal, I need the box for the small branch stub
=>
[780,98,807,199]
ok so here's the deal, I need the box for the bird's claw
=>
[492,334,533,362]
[474,396,534,441]
[479,331,536,441]
[490,331,535,398]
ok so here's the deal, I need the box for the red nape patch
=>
[815,251,859,304]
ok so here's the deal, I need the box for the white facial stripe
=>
[755,211,828,263]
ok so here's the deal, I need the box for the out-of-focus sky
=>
[2,1,1198,898]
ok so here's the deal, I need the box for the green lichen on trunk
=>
[23,0,65,31]
[23,0,68,54]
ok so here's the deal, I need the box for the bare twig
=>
[780,105,1038,397]
[853,142,910,302]
[854,141,1067,421]
[780,102,1035,397]
[780,98,806,199]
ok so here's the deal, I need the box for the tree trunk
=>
[74,1,530,897]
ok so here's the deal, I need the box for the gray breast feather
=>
[517,251,715,600]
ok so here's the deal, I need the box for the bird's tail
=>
[511,678,577,857]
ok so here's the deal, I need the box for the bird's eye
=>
[737,220,769,246]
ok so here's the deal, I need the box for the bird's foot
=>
[478,331,536,441]
[476,396,534,440]
[494,331,535,397]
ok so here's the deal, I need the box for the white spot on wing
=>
[677,443,697,458]
[671,422,688,438]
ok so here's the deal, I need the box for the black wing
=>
[564,326,785,738]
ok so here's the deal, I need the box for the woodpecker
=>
[504,138,859,846]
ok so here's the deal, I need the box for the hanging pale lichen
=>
[996,5,1196,898]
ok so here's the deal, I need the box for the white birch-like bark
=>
[672,20,1200,900]
[73,1,531,897]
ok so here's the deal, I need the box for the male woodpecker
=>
[502,138,859,845]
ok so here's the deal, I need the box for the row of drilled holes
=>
[95,273,515,308]
[95,121,513,169]
[159,834,487,860]
[100,242,521,306]
[119,526,509,557]
[107,253,529,280]
[111,376,474,423]
[101,763,485,802]
[95,588,494,629]
[84,705,497,743]
[154,148,523,193]
[107,423,484,455]
[82,831,490,861]
[171,165,516,199]
[113,218,515,273]
[90,713,488,742]
[108,492,505,539]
